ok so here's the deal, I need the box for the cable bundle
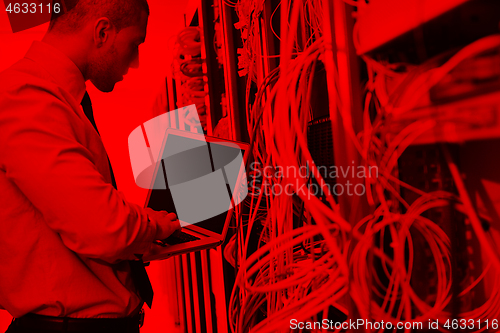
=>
[172,27,208,130]
[226,0,500,331]
[229,1,352,332]
[356,31,500,330]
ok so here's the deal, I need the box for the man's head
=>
[48,0,149,92]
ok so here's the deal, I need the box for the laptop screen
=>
[146,133,247,235]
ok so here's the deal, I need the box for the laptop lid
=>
[145,128,249,241]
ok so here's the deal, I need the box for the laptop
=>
[142,128,249,261]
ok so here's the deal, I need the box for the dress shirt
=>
[0,41,159,318]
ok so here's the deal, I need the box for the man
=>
[0,0,179,332]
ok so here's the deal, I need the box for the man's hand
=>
[148,210,181,240]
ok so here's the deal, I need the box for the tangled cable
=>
[225,0,500,332]
[172,27,208,130]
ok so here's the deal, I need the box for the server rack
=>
[162,0,500,331]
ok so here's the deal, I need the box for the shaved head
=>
[50,0,149,33]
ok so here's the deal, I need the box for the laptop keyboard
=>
[155,231,201,247]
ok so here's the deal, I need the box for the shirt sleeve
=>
[0,83,158,264]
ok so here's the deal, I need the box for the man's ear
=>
[93,17,114,48]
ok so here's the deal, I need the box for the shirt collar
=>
[25,41,86,103]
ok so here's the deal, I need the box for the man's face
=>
[88,11,148,92]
